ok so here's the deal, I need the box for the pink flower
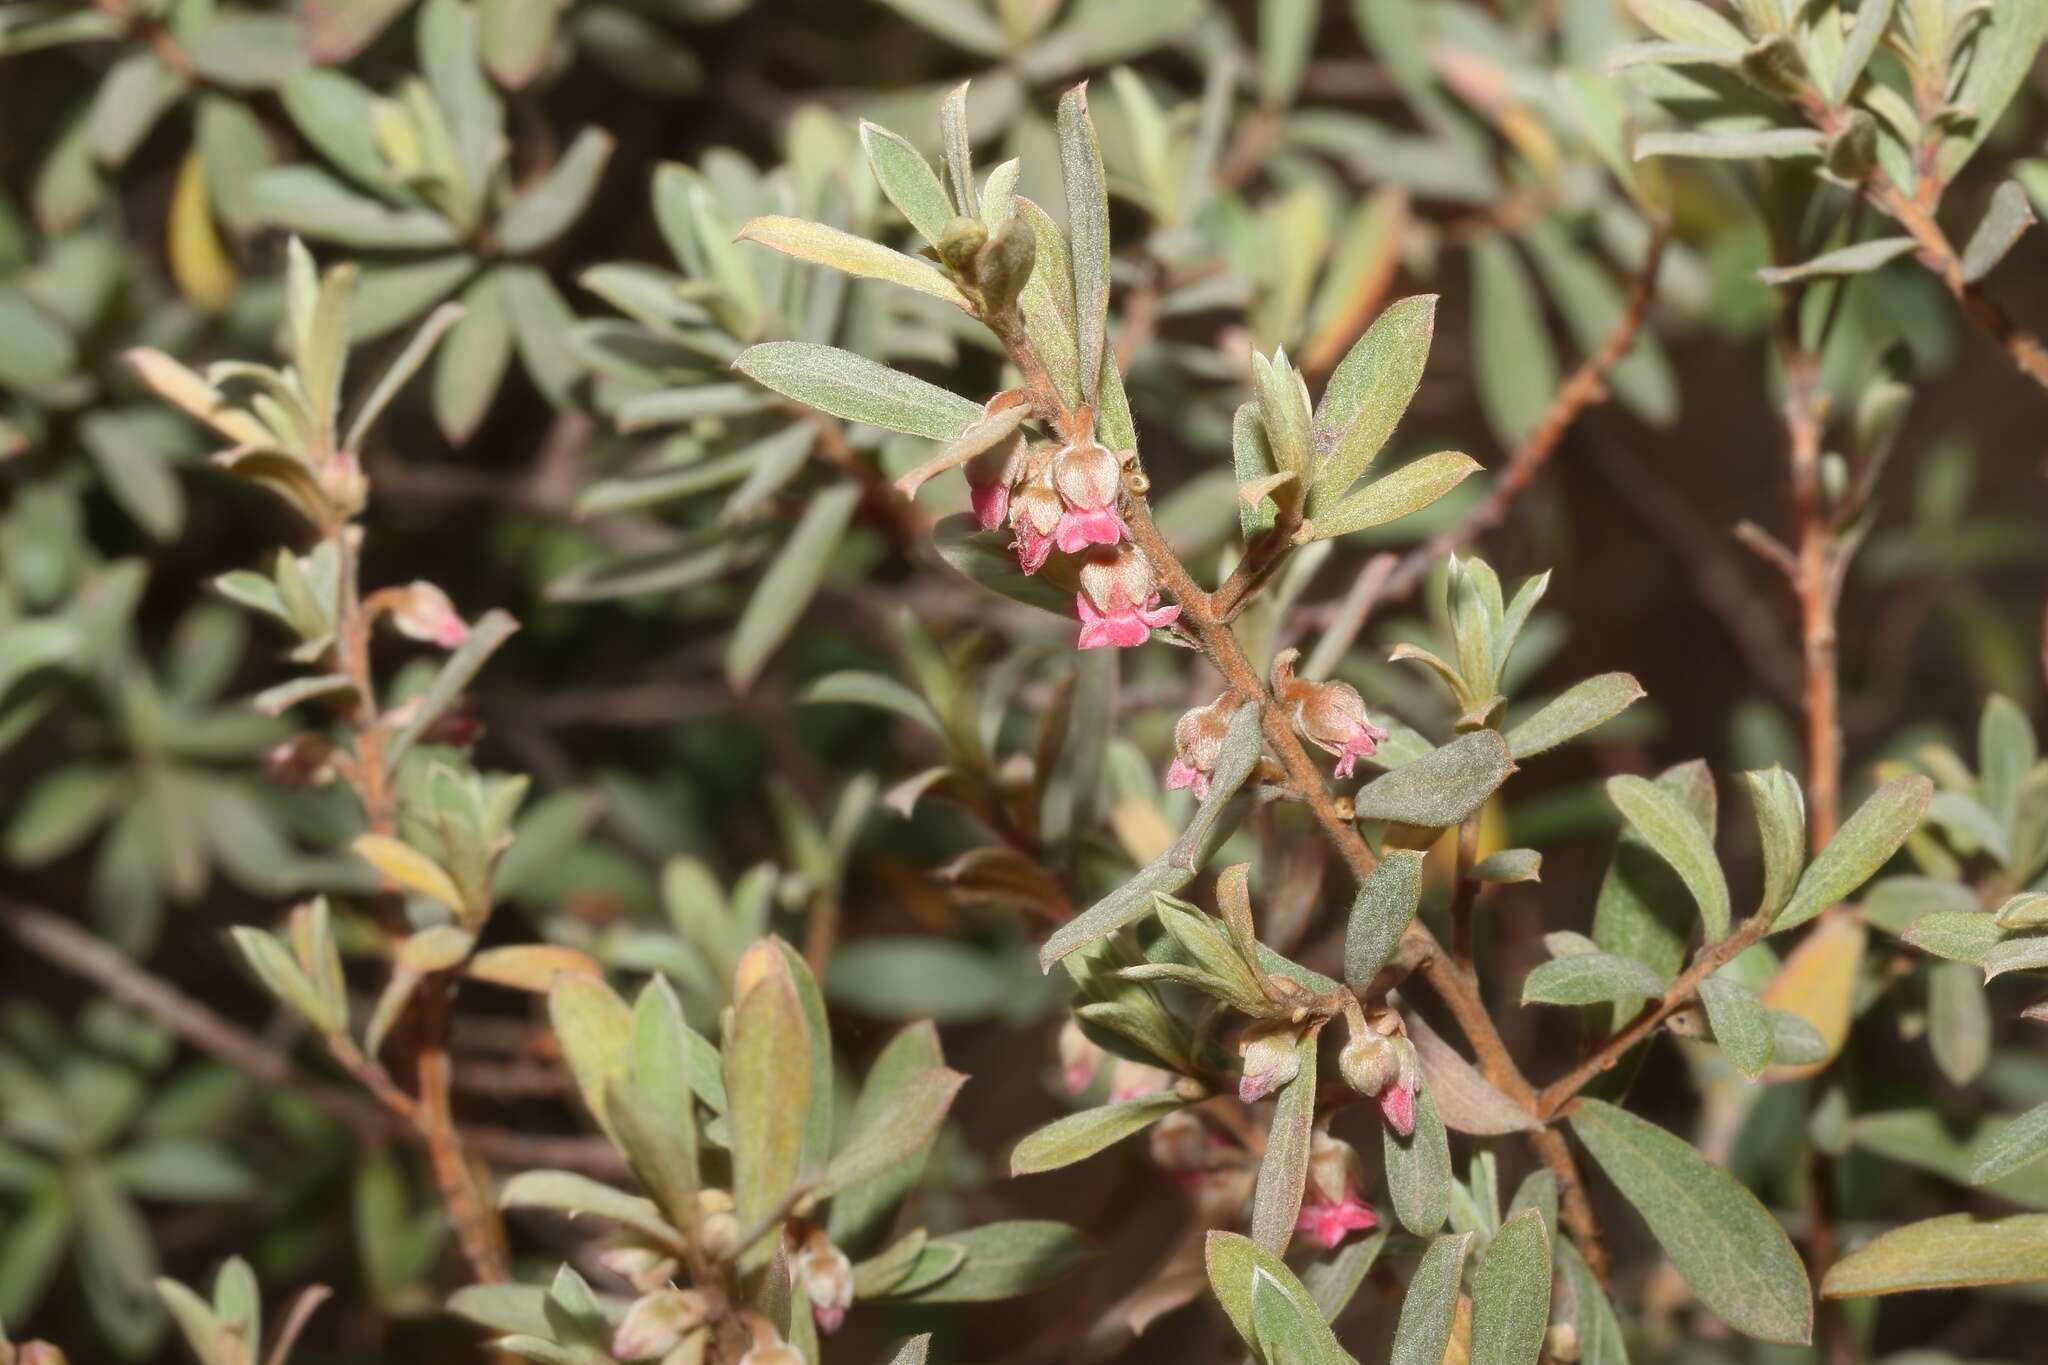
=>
[1076,547,1180,650]
[786,1224,852,1335]
[1051,439,1127,552]
[1238,1027,1303,1102]
[1297,1189,1380,1249]
[970,478,1010,531]
[1013,521,1055,574]
[1379,1081,1416,1137]
[1007,472,1063,575]
[1271,647,1389,779]
[1164,693,1243,799]
[1057,1019,1104,1095]
[386,581,468,648]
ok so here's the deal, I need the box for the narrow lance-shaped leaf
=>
[1523,950,1667,1006]
[1742,766,1806,920]
[1757,237,1918,286]
[726,949,813,1268]
[726,483,861,690]
[1250,1032,1318,1255]
[384,609,518,774]
[1960,180,2036,284]
[1355,730,1517,830]
[1389,1233,1473,1365]
[823,1067,965,1194]
[1056,84,1110,406]
[1607,773,1731,940]
[1823,1212,2048,1298]
[860,121,954,246]
[1505,673,1645,759]
[1571,1098,1813,1343]
[1311,294,1437,510]
[735,341,982,440]
[1204,1232,1351,1364]
[1344,848,1424,992]
[1010,1091,1184,1175]
[1971,1101,2048,1186]
[1309,451,1481,541]
[738,216,971,309]
[1385,1086,1452,1235]
[1470,1207,1551,1365]
[1774,775,1932,930]
[1698,974,1775,1078]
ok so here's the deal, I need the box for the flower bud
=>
[596,1244,679,1292]
[935,216,989,275]
[695,1188,739,1259]
[964,428,1026,532]
[1547,1323,1581,1364]
[786,1223,854,1334]
[1108,1059,1170,1103]
[1272,648,1387,779]
[1057,1018,1104,1095]
[1237,1025,1303,1102]
[1008,448,1063,574]
[737,1314,804,1365]
[1166,693,1243,799]
[612,1288,709,1360]
[387,580,468,648]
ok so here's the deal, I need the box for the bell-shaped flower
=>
[1296,1129,1379,1249]
[787,1223,854,1334]
[1050,439,1126,552]
[611,1288,709,1360]
[386,580,468,648]
[1008,459,1063,575]
[1272,648,1388,778]
[1166,692,1243,799]
[1338,1008,1420,1136]
[1238,1024,1304,1103]
[1076,546,1179,650]
[965,429,1027,532]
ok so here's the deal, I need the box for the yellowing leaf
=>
[1761,914,1865,1081]
[466,944,600,992]
[351,833,465,913]
[169,148,236,314]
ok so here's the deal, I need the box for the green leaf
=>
[1939,0,2048,179]
[498,1169,674,1246]
[547,974,632,1140]
[499,264,583,408]
[1345,848,1424,992]
[1389,1233,1473,1365]
[726,951,813,1268]
[249,167,460,250]
[1626,0,1747,49]
[1698,974,1775,1078]
[1506,673,1645,759]
[871,0,1007,55]
[739,215,971,308]
[897,1221,1093,1302]
[1928,959,1991,1085]
[496,128,614,255]
[885,1335,933,1365]
[384,608,518,773]
[1571,1098,1812,1342]
[1971,1101,2048,1185]
[1250,1033,1318,1255]
[344,301,466,453]
[1204,1231,1352,1365]
[1607,773,1731,940]
[1982,934,2048,981]
[1833,0,1893,99]
[735,341,981,440]
[1009,1091,1184,1175]
[7,762,121,864]
[1822,1212,2048,1297]
[1470,1206,1551,1365]
[1311,294,1437,509]
[1901,911,2003,964]
[1353,730,1517,829]
[1742,766,1807,921]
[828,1021,946,1251]
[1757,237,1920,287]
[1523,950,1667,1006]
[1959,180,2035,284]
[1386,1086,1453,1235]
[726,483,860,689]
[1309,451,1481,540]
[1056,85,1110,407]
[1774,776,1932,930]
[154,1277,223,1365]
[1301,1228,1389,1322]
[1635,128,1827,161]
[1980,694,2037,829]
[823,1066,965,1195]
[860,121,954,247]
[1470,236,1557,447]
[1472,849,1541,884]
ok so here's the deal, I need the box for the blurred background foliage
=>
[3,0,2047,1361]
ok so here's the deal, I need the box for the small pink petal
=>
[1296,1196,1379,1249]
[812,1304,846,1335]
[1054,506,1125,553]
[1013,526,1053,574]
[1239,1072,1277,1104]
[1061,1060,1095,1095]
[1137,602,1180,630]
[1165,759,1200,792]
[971,482,1010,531]
[1380,1083,1416,1137]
